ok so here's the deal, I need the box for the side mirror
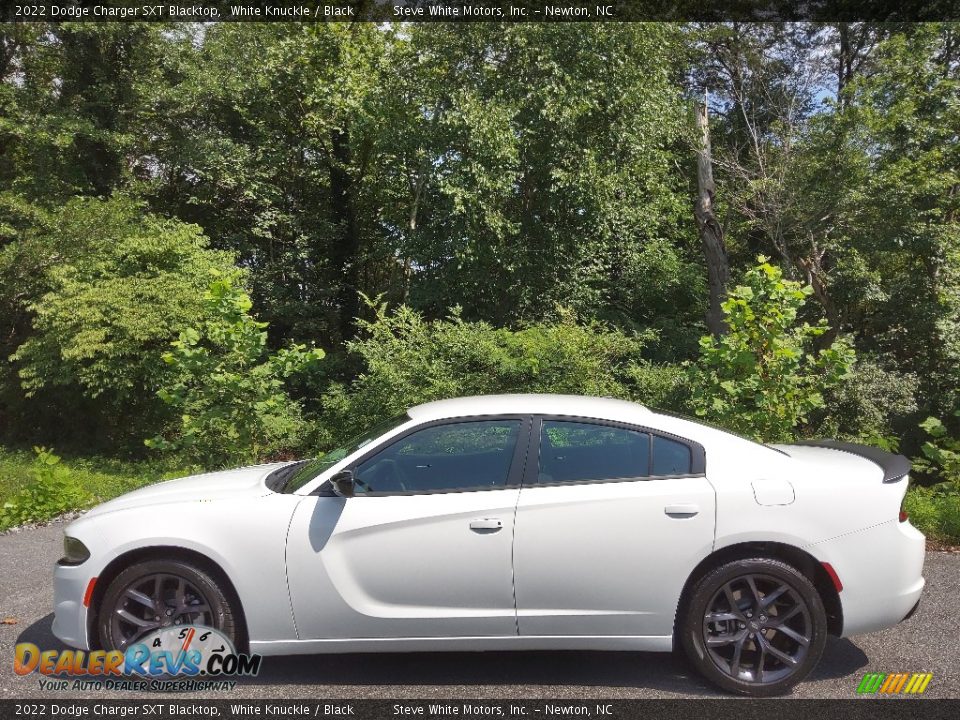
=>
[330,469,355,498]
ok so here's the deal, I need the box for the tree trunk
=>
[694,95,729,337]
[837,23,853,102]
[329,126,362,343]
[797,251,842,346]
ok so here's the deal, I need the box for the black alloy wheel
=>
[97,559,236,651]
[680,558,827,696]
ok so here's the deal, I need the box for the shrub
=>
[0,448,91,529]
[688,258,855,442]
[5,196,236,447]
[146,273,325,467]
[913,411,960,492]
[320,300,681,444]
[812,357,918,449]
[903,485,960,544]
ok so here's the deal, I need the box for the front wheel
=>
[97,559,237,652]
[679,558,827,696]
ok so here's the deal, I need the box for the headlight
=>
[59,536,90,566]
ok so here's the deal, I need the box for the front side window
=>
[354,420,521,494]
[538,421,650,483]
[280,414,410,493]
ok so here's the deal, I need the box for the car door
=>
[513,417,716,639]
[286,416,530,640]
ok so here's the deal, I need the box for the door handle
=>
[664,504,699,518]
[469,518,503,531]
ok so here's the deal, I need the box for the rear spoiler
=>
[791,440,911,483]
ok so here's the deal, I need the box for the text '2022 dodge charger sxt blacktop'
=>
[53,394,925,695]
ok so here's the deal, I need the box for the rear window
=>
[537,420,698,483]
[652,435,692,476]
[538,421,650,483]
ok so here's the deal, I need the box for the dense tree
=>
[0,21,957,464]
[3,197,235,449]
[828,24,960,419]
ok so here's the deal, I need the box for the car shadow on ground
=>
[17,615,868,695]
[16,614,68,650]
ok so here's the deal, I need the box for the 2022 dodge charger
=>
[53,394,925,695]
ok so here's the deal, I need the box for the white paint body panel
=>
[514,478,715,637]
[286,490,520,639]
[52,394,925,657]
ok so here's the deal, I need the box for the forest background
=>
[0,22,958,541]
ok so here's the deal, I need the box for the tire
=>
[97,559,237,652]
[679,558,827,697]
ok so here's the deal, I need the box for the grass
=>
[0,447,185,532]
[903,485,960,546]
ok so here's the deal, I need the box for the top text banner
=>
[4,0,960,22]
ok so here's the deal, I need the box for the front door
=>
[287,417,529,639]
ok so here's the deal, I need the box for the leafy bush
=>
[688,259,855,442]
[320,300,683,444]
[913,411,960,493]
[904,485,960,544]
[5,196,236,447]
[0,448,91,529]
[812,357,918,449]
[147,273,325,467]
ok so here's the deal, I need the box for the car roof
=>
[407,394,653,423]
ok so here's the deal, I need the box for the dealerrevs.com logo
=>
[856,672,933,695]
[14,626,261,692]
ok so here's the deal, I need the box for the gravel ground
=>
[1,521,957,700]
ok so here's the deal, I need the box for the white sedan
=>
[53,394,925,695]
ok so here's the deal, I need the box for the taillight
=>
[899,496,909,522]
[821,562,843,592]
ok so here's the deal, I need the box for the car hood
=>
[80,462,293,519]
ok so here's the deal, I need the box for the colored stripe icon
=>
[856,672,933,694]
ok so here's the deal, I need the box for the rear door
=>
[513,417,716,638]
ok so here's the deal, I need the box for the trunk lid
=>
[772,440,910,483]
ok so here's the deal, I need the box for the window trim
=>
[526,415,706,488]
[338,415,533,497]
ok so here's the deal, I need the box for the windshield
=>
[280,414,411,493]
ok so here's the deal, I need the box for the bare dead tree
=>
[694,93,729,338]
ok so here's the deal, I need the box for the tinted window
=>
[354,420,521,494]
[538,421,649,483]
[652,435,693,476]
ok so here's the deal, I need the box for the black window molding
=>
[526,414,706,488]
[334,415,534,497]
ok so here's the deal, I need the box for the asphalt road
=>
[1,521,958,700]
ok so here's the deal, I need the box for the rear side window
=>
[538,421,650,483]
[652,435,692,476]
[354,420,521,494]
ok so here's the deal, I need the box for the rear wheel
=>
[97,559,236,651]
[679,558,827,696]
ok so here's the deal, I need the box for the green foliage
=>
[321,298,684,444]
[813,357,918,449]
[0,23,958,479]
[913,412,960,497]
[903,485,960,544]
[0,447,181,531]
[0,448,91,529]
[3,196,236,447]
[147,274,325,467]
[689,259,855,442]
[821,25,960,417]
